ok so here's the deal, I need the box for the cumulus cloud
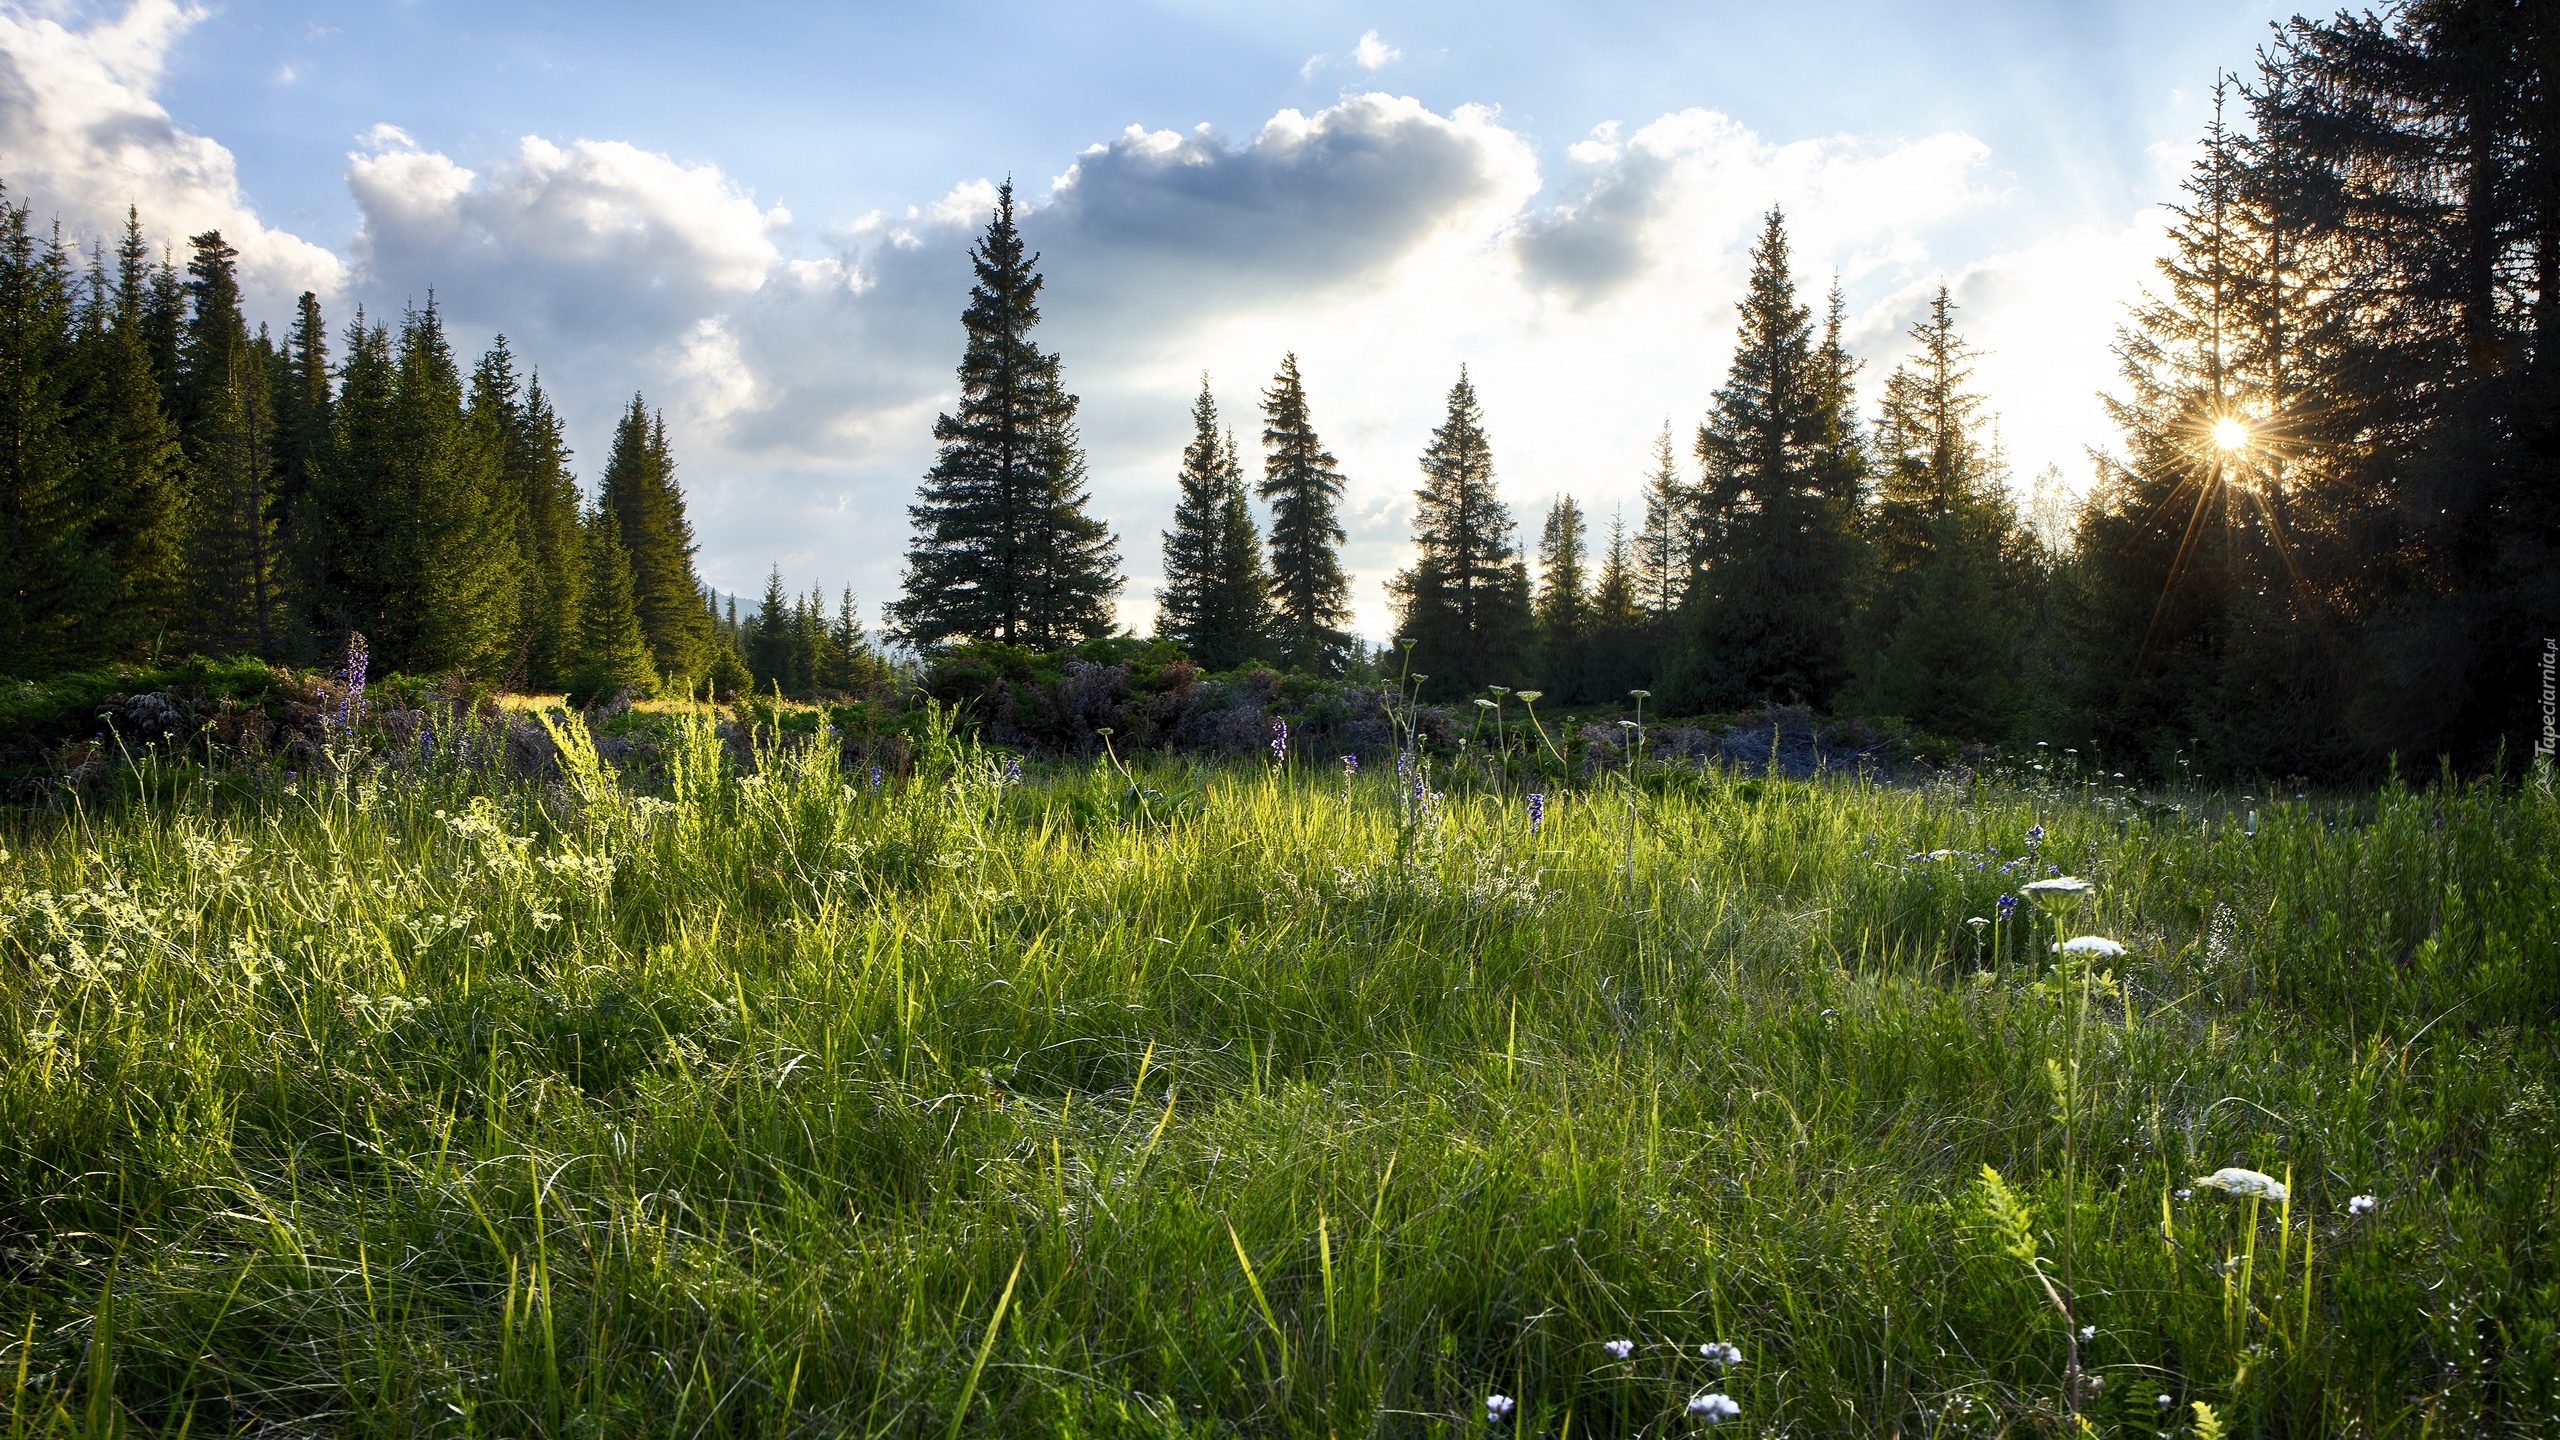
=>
[348,126,786,345]
[1037,96,1534,318]
[1512,110,1995,307]
[0,0,341,310]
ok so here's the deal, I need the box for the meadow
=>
[0,708,2554,1437]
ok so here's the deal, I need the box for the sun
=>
[2212,415,2249,451]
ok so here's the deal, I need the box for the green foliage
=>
[600,396,715,688]
[892,183,1121,650]
[567,508,658,705]
[1258,353,1353,674]
[1663,214,1864,713]
[1390,368,1533,700]
[1155,376,1272,672]
[0,743,2552,1433]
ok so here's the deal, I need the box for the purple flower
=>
[1003,755,1022,784]
[868,765,883,792]
[1270,717,1289,762]
[1342,753,1359,776]
[1526,792,1545,833]
[1997,892,2018,921]
[2025,823,2045,850]
[338,631,369,729]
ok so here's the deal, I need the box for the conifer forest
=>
[0,6,2554,1437]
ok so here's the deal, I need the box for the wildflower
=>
[1603,1338,1634,1359]
[1996,893,2018,921]
[2158,1394,2176,1411]
[1396,752,1413,782]
[2175,1188,2193,1201]
[2053,936,2128,958]
[868,766,882,791]
[338,630,370,729]
[2025,823,2045,848]
[1271,717,1290,761]
[2020,875,2092,911]
[1527,792,1546,833]
[1686,1392,1740,1423]
[1004,755,1023,784]
[2079,1325,2096,1341]
[2347,1194,2377,1216]
[1698,1341,1742,1367]
[1475,698,1497,710]
[1518,690,1543,703]
[1485,1393,1516,1422]
[1343,754,1360,776]
[2191,1167,2289,1203]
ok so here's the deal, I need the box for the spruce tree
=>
[892,183,1120,649]
[1257,353,1352,672]
[1845,287,2026,736]
[1584,512,1651,702]
[274,291,332,658]
[69,239,185,662]
[599,396,717,686]
[1635,423,1690,627]
[1533,495,1590,698]
[823,587,878,693]
[747,564,794,693]
[315,314,395,644]
[1388,368,1533,698]
[516,373,585,693]
[177,232,289,658]
[0,197,95,673]
[1664,211,1859,711]
[376,301,518,675]
[1156,377,1273,670]
[569,505,658,703]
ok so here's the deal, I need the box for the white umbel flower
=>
[2021,875,2094,911]
[2053,935,2127,957]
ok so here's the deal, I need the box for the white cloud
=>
[1302,28,1402,80]
[0,0,342,310]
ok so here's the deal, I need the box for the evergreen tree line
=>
[0,198,732,702]
[1135,3,2555,773]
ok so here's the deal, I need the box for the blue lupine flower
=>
[1997,893,2018,921]
[1271,717,1289,762]
[1342,753,1359,776]
[868,766,882,792]
[338,631,369,729]
[1004,755,1022,784]
[2026,823,2045,848]
[1527,792,1545,833]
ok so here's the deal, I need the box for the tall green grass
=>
[1,712,2554,1436]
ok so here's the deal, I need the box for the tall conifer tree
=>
[892,184,1120,649]
[177,232,289,657]
[570,506,658,703]
[1584,512,1651,702]
[1846,287,2027,736]
[1389,368,1533,698]
[70,236,185,661]
[1258,353,1352,672]
[0,198,95,672]
[1156,377,1272,670]
[1635,423,1690,628]
[600,396,717,685]
[1664,211,1859,710]
[375,301,517,674]
[1533,495,1590,697]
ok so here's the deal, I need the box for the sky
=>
[0,0,2296,641]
